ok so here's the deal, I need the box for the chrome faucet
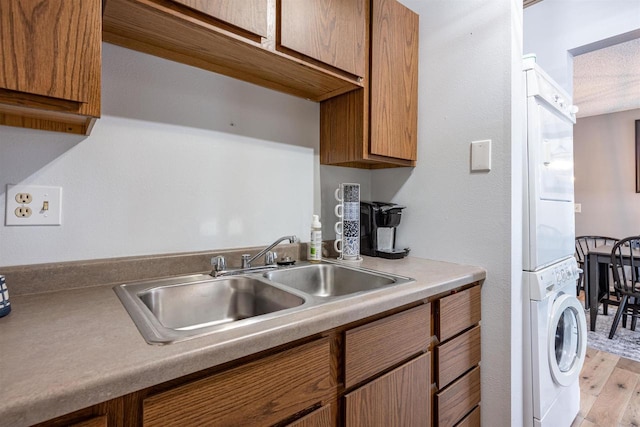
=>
[210,235,298,277]
[241,235,298,268]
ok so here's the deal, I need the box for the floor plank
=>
[617,357,640,375]
[580,349,620,397]
[585,367,639,426]
[619,378,640,427]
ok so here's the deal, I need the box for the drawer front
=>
[437,285,481,342]
[69,416,108,427]
[344,352,430,427]
[143,338,332,427]
[286,404,333,427]
[345,304,430,389]
[435,366,481,427]
[435,325,481,388]
[456,405,481,427]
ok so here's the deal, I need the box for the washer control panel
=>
[526,257,579,301]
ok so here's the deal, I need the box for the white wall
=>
[524,0,640,93]
[372,1,524,425]
[0,44,319,266]
[574,109,640,238]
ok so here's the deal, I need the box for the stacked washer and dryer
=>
[522,55,588,427]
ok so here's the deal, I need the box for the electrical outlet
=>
[14,207,32,217]
[5,184,62,226]
[15,193,32,204]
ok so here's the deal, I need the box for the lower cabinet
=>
[36,283,481,427]
[285,405,333,427]
[345,353,430,427]
[433,285,482,427]
[343,304,431,427]
[141,338,332,426]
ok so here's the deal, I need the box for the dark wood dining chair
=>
[575,235,619,310]
[608,236,640,339]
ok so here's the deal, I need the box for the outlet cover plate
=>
[471,139,492,171]
[5,184,62,226]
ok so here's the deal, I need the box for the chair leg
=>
[583,273,590,310]
[632,298,638,331]
[609,295,629,339]
[603,274,610,316]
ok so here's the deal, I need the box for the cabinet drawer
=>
[69,416,107,427]
[435,325,481,388]
[286,404,333,427]
[345,352,430,427]
[436,286,481,342]
[142,338,332,427]
[345,304,430,388]
[456,405,481,427]
[435,365,481,427]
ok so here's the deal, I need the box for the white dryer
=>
[523,55,577,272]
[523,257,587,427]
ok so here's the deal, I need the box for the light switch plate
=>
[471,140,492,171]
[574,203,581,213]
[5,184,62,226]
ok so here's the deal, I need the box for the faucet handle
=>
[265,251,277,266]
[211,256,226,272]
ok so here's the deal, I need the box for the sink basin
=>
[115,262,414,345]
[264,263,405,297]
[115,274,306,344]
[139,276,305,330]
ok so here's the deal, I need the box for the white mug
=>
[335,204,343,218]
[334,221,343,235]
[334,238,343,254]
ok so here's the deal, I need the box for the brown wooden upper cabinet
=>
[279,0,366,79]
[0,0,101,135]
[103,0,363,102]
[170,0,268,39]
[320,0,419,168]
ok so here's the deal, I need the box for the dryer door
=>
[548,294,587,386]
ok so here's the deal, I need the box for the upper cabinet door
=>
[279,0,366,78]
[0,0,101,103]
[171,0,269,38]
[370,0,419,161]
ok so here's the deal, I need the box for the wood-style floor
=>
[572,347,640,426]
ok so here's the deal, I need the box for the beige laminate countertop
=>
[0,256,485,427]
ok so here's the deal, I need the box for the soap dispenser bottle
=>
[308,215,322,262]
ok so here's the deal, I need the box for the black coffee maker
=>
[360,202,410,259]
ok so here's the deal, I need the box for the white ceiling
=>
[573,38,640,118]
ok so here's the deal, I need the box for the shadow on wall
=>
[0,126,85,199]
[370,167,415,203]
[102,43,319,150]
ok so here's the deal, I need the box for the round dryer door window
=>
[548,294,587,387]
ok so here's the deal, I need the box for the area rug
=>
[587,307,640,362]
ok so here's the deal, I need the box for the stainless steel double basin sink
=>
[114,261,414,344]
